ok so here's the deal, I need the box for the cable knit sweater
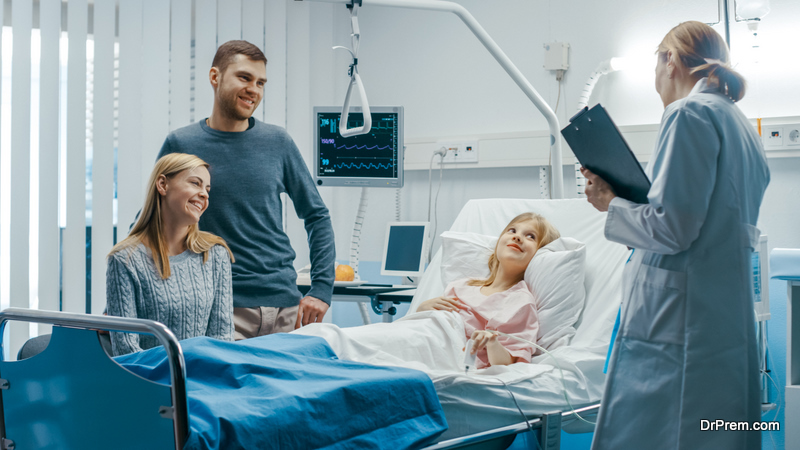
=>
[106,243,233,356]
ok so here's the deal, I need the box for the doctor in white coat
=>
[582,21,770,449]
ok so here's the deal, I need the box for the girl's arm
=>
[417,281,468,312]
[417,296,464,312]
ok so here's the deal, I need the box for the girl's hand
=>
[417,296,465,312]
[469,329,499,354]
[469,329,516,366]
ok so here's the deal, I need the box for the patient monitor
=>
[381,222,429,278]
[313,106,404,188]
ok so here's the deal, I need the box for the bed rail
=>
[0,308,189,450]
[425,403,600,450]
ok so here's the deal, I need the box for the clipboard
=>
[561,104,651,204]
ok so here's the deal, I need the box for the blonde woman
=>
[582,22,769,449]
[106,153,235,356]
[417,212,560,369]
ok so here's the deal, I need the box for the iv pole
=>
[298,0,565,199]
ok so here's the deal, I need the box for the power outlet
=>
[762,124,800,149]
[788,128,800,146]
[437,140,478,163]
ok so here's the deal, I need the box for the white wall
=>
[293,0,800,265]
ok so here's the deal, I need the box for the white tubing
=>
[395,188,401,221]
[349,187,369,278]
[576,70,603,112]
[350,186,372,325]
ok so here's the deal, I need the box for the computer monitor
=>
[313,106,404,188]
[381,222,429,278]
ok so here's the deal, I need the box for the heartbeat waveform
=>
[325,120,396,133]
[334,162,393,170]
[359,123,396,130]
[335,144,392,150]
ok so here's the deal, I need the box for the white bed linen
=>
[301,199,629,439]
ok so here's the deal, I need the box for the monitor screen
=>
[313,106,404,188]
[381,222,429,278]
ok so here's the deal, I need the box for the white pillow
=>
[439,231,586,351]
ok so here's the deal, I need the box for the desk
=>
[297,285,415,323]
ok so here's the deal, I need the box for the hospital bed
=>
[0,198,626,449]
[406,198,629,442]
[0,309,448,449]
[291,197,629,447]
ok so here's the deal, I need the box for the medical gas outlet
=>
[437,140,479,163]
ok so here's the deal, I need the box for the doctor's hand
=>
[581,167,617,212]
[417,296,465,313]
[295,296,329,329]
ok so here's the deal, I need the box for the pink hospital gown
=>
[445,278,539,369]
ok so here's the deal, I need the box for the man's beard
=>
[218,84,253,122]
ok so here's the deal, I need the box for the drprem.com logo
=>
[700,420,780,431]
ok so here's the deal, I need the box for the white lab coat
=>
[592,79,770,449]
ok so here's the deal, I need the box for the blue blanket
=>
[115,334,447,449]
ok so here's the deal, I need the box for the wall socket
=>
[762,124,800,149]
[437,140,479,163]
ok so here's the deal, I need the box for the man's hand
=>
[295,296,330,329]
[581,167,617,212]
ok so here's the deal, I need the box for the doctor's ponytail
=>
[658,21,747,102]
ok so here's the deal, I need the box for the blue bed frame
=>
[0,308,597,450]
[0,308,188,450]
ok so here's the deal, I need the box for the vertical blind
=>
[0,0,290,357]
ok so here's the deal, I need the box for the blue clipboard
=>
[561,104,651,204]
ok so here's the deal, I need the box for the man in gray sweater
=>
[157,40,335,339]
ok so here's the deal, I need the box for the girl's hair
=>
[467,212,560,287]
[109,153,234,279]
[657,20,746,102]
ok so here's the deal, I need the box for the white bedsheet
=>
[302,198,629,439]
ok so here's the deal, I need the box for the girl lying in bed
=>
[294,212,560,371]
[417,212,560,369]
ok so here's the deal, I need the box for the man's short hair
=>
[212,40,267,74]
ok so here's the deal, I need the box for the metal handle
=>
[335,2,372,138]
[339,72,372,137]
[0,308,189,450]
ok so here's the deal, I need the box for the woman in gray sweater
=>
[106,153,235,356]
